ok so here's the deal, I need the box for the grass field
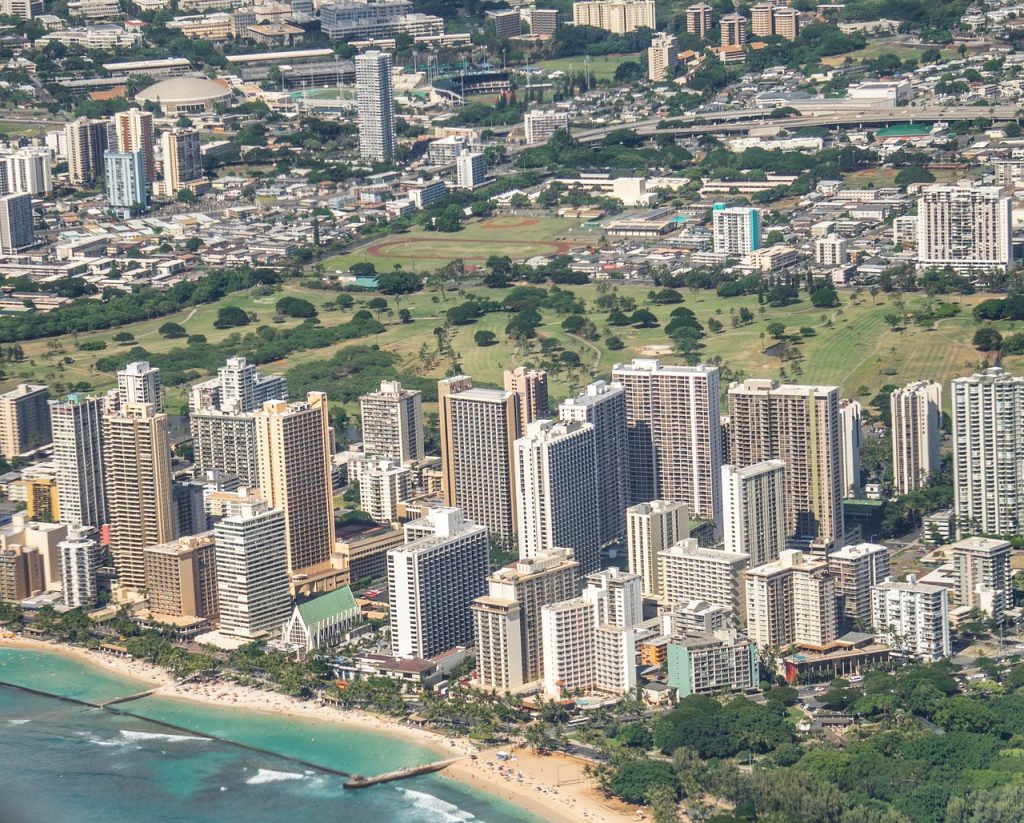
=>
[821,42,959,68]
[3,276,1014,420]
[0,120,49,137]
[533,52,642,82]
[326,216,600,271]
[843,168,967,189]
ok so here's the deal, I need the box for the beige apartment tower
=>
[728,379,844,552]
[744,550,837,649]
[0,383,51,460]
[359,380,424,464]
[254,393,335,575]
[686,3,711,38]
[104,403,175,588]
[772,6,799,40]
[503,367,549,432]
[439,376,521,538]
[647,33,677,81]
[144,533,219,619]
[827,542,890,629]
[572,0,655,34]
[626,499,688,598]
[113,108,155,184]
[659,539,749,619]
[721,460,786,568]
[720,13,747,46]
[750,3,773,36]
[891,380,941,496]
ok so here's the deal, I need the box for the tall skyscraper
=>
[585,567,643,628]
[144,534,219,619]
[515,419,600,573]
[0,384,50,459]
[389,507,488,659]
[439,377,520,538]
[750,3,773,36]
[355,50,396,162]
[59,529,103,608]
[917,184,1012,273]
[559,380,629,544]
[871,575,950,661]
[728,379,844,552]
[214,492,292,638]
[65,117,112,185]
[117,361,162,411]
[104,403,175,588]
[647,32,677,81]
[158,128,203,196]
[952,368,1024,536]
[0,193,35,254]
[104,149,148,217]
[838,399,862,499]
[113,108,155,184]
[503,367,549,433]
[626,499,688,598]
[49,394,106,528]
[744,550,837,649]
[721,460,786,567]
[828,542,890,629]
[0,147,52,196]
[685,2,711,38]
[772,6,799,40]
[359,380,423,464]
[254,394,335,576]
[712,204,761,255]
[612,360,723,530]
[891,380,942,496]
[719,12,747,46]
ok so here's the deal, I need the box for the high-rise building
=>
[0,545,44,603]
[439,377,520,538]
[750,3,773,36]
[685,3,711,38]
[389,507,489,659]
[917,184,1012,273]
[612,359,723,530]
[626,499,688,598]
[455,151,485,189]
[523,110,570,144]
[0,0,44,21]
[815,234,848,267]
[744,549,837,649]
[559,381,628,544]
[952,368,1024,536]
[49,394,106,528]
[104,149,148,217]
[529,8,559,35]
[515,419,600,573]
[355,50,396,162]
[891,380,942,496]
[358,460,411,524]
[254,394,335,576]
[828,542,890,629]
[647,32,677,82]
[0,147,52,197]
[104,403,175,588]
[950,536,1012,619]
[472,550,579,689]
[772,6,799,40]
[721,460,786,567]
[359,380,423,464]
[712,204,761,255]
[0,193,35,255]
[659,539,748,619]
[0,384,50,460]
[571,0,655,33]
[585,566,643,628]
[719,12,747,46]
[485,8,520,37]
[65,117,112,185]
[728,379,844,552]
[112,108,155,184]
[838,398,862,499]
[117,361,162,411]
[158,128,203,197]
[871,574,950,660]
[214,492,292,638]
[59,529,103,608]
[144,533,219,619]
[503,366,549,432]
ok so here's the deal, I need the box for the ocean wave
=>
[394,787,476,822]
[246,769,308,785]
[120,730,209,743]
[7,718,31,725]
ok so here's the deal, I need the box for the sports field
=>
[533,52,642,81]
[327,216,598,271]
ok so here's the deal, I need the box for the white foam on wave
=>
[394,787,476,822]
[120,730,209,743]
[7,718,31,725]
[246,769,308,785]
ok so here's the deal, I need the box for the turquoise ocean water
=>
[0,647,542,823]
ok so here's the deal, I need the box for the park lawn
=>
[532,52,642,82]
[844,168,967,190]
[820,42,959,67]
[0,120,49,137]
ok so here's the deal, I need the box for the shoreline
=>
[0,635,641,822]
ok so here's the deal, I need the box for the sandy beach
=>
[0,635,641,821]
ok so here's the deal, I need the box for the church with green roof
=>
[282,586,361,655]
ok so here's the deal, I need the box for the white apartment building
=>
[0,148,52,197]
[815,234,848,267]
[572,0,655,33]
[48,394,106,529]
[359,380,423,464]
[456,151,485,189]
[744,549,837,649]
[952,368,1024,537]
[59,530,102,608]
[585,567,643,628]
[839,398,862,499]
[515,419,600,574]
[626,499,689,598]
[523,110,570,144]
[117,360,161,411]
[662,599,731,636]
[917,184,1012,273]
[950,536,1012,619]
[659,539,748,619]
[389,508,489,659]
[891,380,942,496]
[721,460,786,567]
[359,460,412,525]
[828,542,890,628]
[871,575,950,660]
[712,205,762,256]
[356,50,396,162]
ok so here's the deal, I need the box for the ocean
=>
[0,647,542,823]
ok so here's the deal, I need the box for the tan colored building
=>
[750,3,773,36]
[572,0,655,33]
[0,515,68,590]
[359,380,424,464]
[144,533,219,618]
[685,3,711,38]
[828,542,890,628]
[891,380,941,496]
[728,379,843,552]
[626,499,689,598]
[0,384,51,460]
[659,539,748,619]
[503,367,549,432]
[772,6,799,40]
[950,536,1012,619]
[744,549,837,650]
[722,460,786,568]
[24,476,59,523]
[0,544,44,603]
[157,128,204,197]
[720,12,747,46]
[255,393,335,577]
[647,32,677,82]
[104,402,175,588]
[113,108,155,185]
[438,377,521,538]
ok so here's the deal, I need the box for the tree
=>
[973,326,1003,352]
[766,229,785,246]
[605,334,625,350]
[767,321,786,339]
[631,309,659,328]
[895,166,936,187]
[562,314,586,333]
[398,308,412,324]
[176,189,196,204]
[613,60,645,83]
[434,204,465,233]
[214,305,251,329]
[474,330,497,346]
[275,296,318,318]
[112,331,135,344]
[377,271,422,294]
[158,322,187,339]
[609,760,680,805]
